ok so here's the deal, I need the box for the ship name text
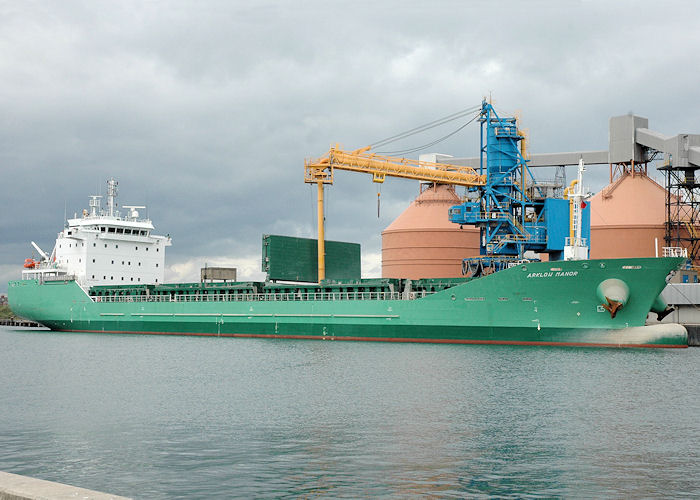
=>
[526,271,579,278]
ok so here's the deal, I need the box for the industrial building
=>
[380,110,700,279]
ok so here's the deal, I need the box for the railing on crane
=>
[304,146,487,281]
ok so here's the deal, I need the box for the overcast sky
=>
[2,0,699,292]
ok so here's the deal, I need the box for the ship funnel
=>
[596,278,629,319]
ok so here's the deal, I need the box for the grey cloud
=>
[1,0,699,290]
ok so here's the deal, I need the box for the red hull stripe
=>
[54,329,688,349]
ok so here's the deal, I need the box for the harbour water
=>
[1,325,699,498]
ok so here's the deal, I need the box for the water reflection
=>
[0,327,698,498]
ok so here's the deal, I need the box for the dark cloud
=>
[2,1,699,290]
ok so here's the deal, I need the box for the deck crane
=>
[305,147,486,281]
[305,99,590,282]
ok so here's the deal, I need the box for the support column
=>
[317,181,325,282]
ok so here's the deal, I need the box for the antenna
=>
[89,195,102,216]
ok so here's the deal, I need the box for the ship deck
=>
[86,277,472,303]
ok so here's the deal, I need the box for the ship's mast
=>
[563,159,589,260]
[107,178,118,217]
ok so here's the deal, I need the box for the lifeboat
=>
[23,258,38,269]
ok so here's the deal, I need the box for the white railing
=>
[565,237,588,247]
[663,247,688,258]
[90,291,422,303]
[41,274,76,283]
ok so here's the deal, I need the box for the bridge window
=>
[108,227,115,233]
[116,228,123,234]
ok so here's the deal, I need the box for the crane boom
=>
[305,146,486,186]
[305,146,485,282]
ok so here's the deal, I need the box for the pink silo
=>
[589,173,667,259]
[381,184,480,279]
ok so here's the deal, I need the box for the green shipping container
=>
[262,234,361,282]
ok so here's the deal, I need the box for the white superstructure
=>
[22,179,172,286]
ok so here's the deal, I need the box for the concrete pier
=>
[685,325,700,347]
[0,471,131,500]
[0,319,42,328]
[660,284,700,346]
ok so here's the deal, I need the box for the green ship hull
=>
[8,257,688,348]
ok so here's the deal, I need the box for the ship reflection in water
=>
[1,326,698,498]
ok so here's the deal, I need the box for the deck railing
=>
[90,290,436,303]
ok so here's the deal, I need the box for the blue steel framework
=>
[449,100,589,269]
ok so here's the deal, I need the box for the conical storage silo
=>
[381,184,480,279]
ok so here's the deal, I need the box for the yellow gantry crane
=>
[304,145,487,281]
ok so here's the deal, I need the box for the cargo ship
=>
[7,101,689,348]
[6,177,687,348]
